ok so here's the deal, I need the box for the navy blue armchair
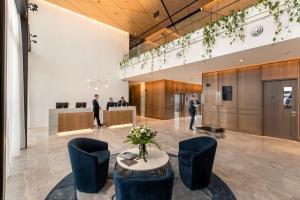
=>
[178,136,217,190]
[68,138,110,193]
[113,169,174,200]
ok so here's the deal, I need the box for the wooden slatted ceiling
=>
[46,0,257,44]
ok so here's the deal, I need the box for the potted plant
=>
[124,125,160,162]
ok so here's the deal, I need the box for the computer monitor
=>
[76,102,87,108]
[56,102,69,109]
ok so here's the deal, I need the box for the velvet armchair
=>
[68,137,110,193]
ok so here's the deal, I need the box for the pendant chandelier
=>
[88,22,111,90]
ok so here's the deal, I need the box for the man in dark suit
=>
[189,94,200,130]
[106,98,115,110]
[93,94,102,127]
[118,96,128,107]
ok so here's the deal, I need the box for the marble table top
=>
[117,148,169,171]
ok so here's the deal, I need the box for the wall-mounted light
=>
[27,3,38,12]
[30,34,38,44]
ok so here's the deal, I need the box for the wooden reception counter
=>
[49,108,93,135]
[103,106,136,127]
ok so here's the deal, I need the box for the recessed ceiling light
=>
[239,59,244,62]
[153,10,160,20]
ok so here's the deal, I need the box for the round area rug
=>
[45,154,236,200]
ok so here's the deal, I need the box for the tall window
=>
[6,0,25,176]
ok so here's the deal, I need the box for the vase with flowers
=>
[124,125,160,162]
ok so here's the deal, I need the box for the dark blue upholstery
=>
[68,138,110,193]
[178,136,217,190]
[113,169,174,200]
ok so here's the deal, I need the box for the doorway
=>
[263,80,298,140]
[129,84,141,116]
[174,94,185,118]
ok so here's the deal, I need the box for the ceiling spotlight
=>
[153,10,160,20]
[27,3,38,12]
[200,7,203,11]
[30,40,37,44]
[239,59,244,62]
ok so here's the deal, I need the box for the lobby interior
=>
[2,0,300,200]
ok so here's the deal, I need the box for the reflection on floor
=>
[5,116,300,200]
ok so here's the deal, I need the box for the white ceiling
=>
[126,37,300,84]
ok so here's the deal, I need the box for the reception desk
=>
[49,108,93,135]
[103,106,136,127]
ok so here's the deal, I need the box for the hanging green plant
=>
[120,0,300,70]
[202,8,247,58]
[224,10,247,44]
[260,0,282,41]
[202,23,217,58]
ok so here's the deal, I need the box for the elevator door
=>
[174,94,185,118]
[263,80,297,140]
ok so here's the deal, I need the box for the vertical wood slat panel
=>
[237,66,262,134]
[202,72,219,127]
[219,70,238,130]
[202,60,300,137]
[129,84,141,116]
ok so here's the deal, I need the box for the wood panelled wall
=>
[145,80,202,120]
[202,59,300,140]
[129,84,141,115]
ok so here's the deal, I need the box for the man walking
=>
[93,94,103,127]
[189,94,200,130]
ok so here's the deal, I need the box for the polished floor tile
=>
[5,116,300,200]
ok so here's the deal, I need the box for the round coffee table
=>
[115,148,170,177]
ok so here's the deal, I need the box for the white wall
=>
[28,0,129,128]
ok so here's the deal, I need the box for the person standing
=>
[106,97,115,110]
[93,94,103,127]
[118,96,127,107]
[189,94,200,130]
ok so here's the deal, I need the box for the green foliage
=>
[120,0,300,69]
[124,125,160,149]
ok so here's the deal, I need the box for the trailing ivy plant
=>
[202,23,217,58]
[202,8,247,58]
[224,10,247,44]
[260,0,282,41]
[284,0,300,30]
[120,0,300,70]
